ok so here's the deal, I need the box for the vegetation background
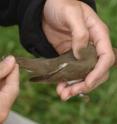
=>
[0,0,117,124]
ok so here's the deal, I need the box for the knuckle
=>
[102,23,109,32]
[105,50,115,65]
[108,52,115,66]
[84,82,92,93]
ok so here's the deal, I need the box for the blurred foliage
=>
[0,0,117,124]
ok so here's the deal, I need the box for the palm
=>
[42,9,72,54]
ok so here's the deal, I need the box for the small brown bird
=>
[16,45,117,84]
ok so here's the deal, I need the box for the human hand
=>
[0,56,19,123]
[42,0,115,100]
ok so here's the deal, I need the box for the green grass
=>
[0,0,117,124]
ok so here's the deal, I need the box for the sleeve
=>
[0,0,96,58]
[0,0,19,26]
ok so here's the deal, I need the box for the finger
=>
[1,64,19,96]
[0,56,16,79]
[57,80,81,101]
[70,72,109,97]
[80,2,115,87]
[85,72,109,90]
[57,82,86,101]
[5,64,19,93]
[55,40,72,55]
[65,2,89,59]
[60,86,72,101]
[0,64,19,115]
[56,82,67,96]
[57,82,72,101]
[0,64,19,101]
[58,74,109,101]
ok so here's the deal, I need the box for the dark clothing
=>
[0,0,96,58]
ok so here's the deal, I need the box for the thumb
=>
[65,2,89,59]
[72,29,89,59]
[0,56,16,79]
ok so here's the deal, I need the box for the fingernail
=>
[3,55,15,63]
[79,93,84,97]
[74,53,80,60]
[64,96,71,101]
